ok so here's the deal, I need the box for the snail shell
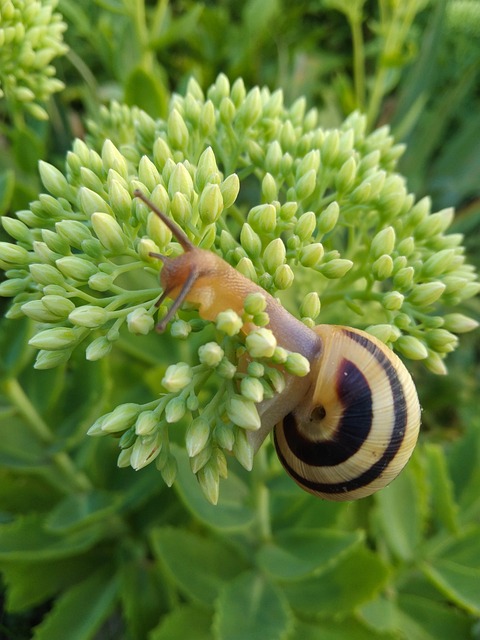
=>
[273,325,421,500]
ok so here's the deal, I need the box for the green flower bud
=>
[88,272,113,292]
[320,258,352,279]
[217,357,237,379]
[335,156,357,192]
[426,329,458,353]
[102,139,129,178]
[240,376,264,403]
[126,308,155,335]
[273,264,294,290]
[186,418,211,457]
[278,201,296,221]
[285,352,310,377]
[21,300,62,322]
[170,191,191,226]
[34,348,71,370]
[197,461,219,505]
[219,96,236,124]
[263,238,286,273]
[67,305,107,328]
[0,278,26,296]
[135,411,159,436]
[216,309,243,336]
[79,167,105,194]
[295,211,316,241]
[168,109,189,149]
[443,313,479,333]
[33,241,60,264]
[86,336,112,361]
[108,178,131,222]
[215,423,234,451]
[2,216,31,243]
[247,362,265,378]
[415,208,454,239]
[370,227,395,259]
[233,428,254,470]
[408,282,446,307]
[393,266,414,290]
[295,169,316,201]
[119,427,137,449]
[91,212,127,253]
[160,454,178,487]
[322,130,340,165]
[168,163,194,201]
[366,324,395,343]
[220,173,240,209]
[253,311,270,327]
[170,319,192,339]
[198,183,223,223]
[29,327,78,351]
[424,351,448,376]
[237,86,262,128]
[130,432,161,470]
[243,292,266,315]
[41,230,69,255]
[117,447,133,467]
[240,224,262,259]
[78,186,112,217]
[373,254,394,280]
[421,249,456,278]
[300,292,321,319]
[236,257,258,282]
[198,342,224,367]
[165,397,186,423]
[396,335,428,360]
[300,243,324,268]
[265,141,282,175]
[55,220,92,249]
[227,395,261,430]
[56,256,98,281]
[162,362,192,392]
[29,263,64,286]
[246,327,277,358]
[382,291,404,311]
[257,204,277,234]
[137,155,161,192]
[42,296,75,318]
[0,242,30,264]
[262,173,278,202]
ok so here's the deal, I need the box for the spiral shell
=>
[274,325,421,501]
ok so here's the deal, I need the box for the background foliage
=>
[0,0,479,639]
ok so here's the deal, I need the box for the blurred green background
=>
[0,0,479,638]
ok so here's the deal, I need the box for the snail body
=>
[135,190,421,500]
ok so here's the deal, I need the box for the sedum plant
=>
[0,74,478,504]
[0,0,67,121]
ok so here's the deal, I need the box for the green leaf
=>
[422,527,480,615]
[0,170,15,215]
[172,445,255,532]
[213,571,293,640]
[124,66,168,118]
[0,317,33,381]
[0,514,104,561]
[119,555,170,639]
[295,617,397,640]
[396,593,473,640]
[373,453,427,561]
[256,528,363,580]
[0,552,107,612]
[281,546,390,618]
[424,443,459,533]
[447,422,480,515]
[150,526,249,606]
[148,605,212,640]
[149,604,212,640]
[359,596,401,635]
[32,566,118,640]
[45,491,121,534]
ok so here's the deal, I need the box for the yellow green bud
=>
[170,191,191,226]
[240,376,264,403]
[285,353,310,377]
[198,342,224,367]
[443,313,479,333]
[263,238,286,273]
[255,204,277,233]
[236,257,258,282]
[300,243,324,268]
[33,241,60,264]
[220,173,240,209]
[300,292,321,320]
[415,208,454,239]
[279,201,298,221]
[219,96,236,124]
[322,130,340,165]
[119,428,137,449]
[0,242,30,264]
[244,292,266,315]
[0,278,26,296]
[233,428,254,471]
[335,156,357,192]
[170,319,192,339]
[247,362,265,378]
[2,216,32,243]
[383,291,404,311]
[130,432,161,470]
[393,266,414,290]
[295,169,316,201]
[426,329,458,353]
[227,395,261,431]
[78,186,112,216]
[29,327,78,351]
[86,336,112,361]
[138,155,162,192]
[240,224,262,258]
[135,411,159,436]
[101,139,129,178]
[21,300,62,322]
[371,227,395,259]
[396,335,428,360]
[88,272,113,292]
[164,397,185,424]
[198,183,223,223]
[127,308,155,335]
[29,263,64,286]
[197,461,219,505]
[162,362,192,392]
[167,109,189,149]
[41,230,69,255]
[216,309,243,336]
[320,258,353,279]
[295,211,316,241]
[91,212,127,253]
[246,327,277,358]
[34,349,71,370]
[186,418,210,457]
[265,141,282,175]
[55,220,93,248]
[100,403,140,434]
[273,264,294,290]
[56,256,98,281]
[421,249,456,278]
[160,455,178,487]
[424,351,448,376]
[217,358,237,379]
[168,163,194,201]
[366,324,395,343]
[373,254,394,280]
[408,282,446,307]
[262,173,277,202]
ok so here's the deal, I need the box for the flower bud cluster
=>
[0,0,67,120]
[1,74,478,501]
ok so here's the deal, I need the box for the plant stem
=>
[253,445,272,543]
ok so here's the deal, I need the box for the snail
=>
[135,189,421,501]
